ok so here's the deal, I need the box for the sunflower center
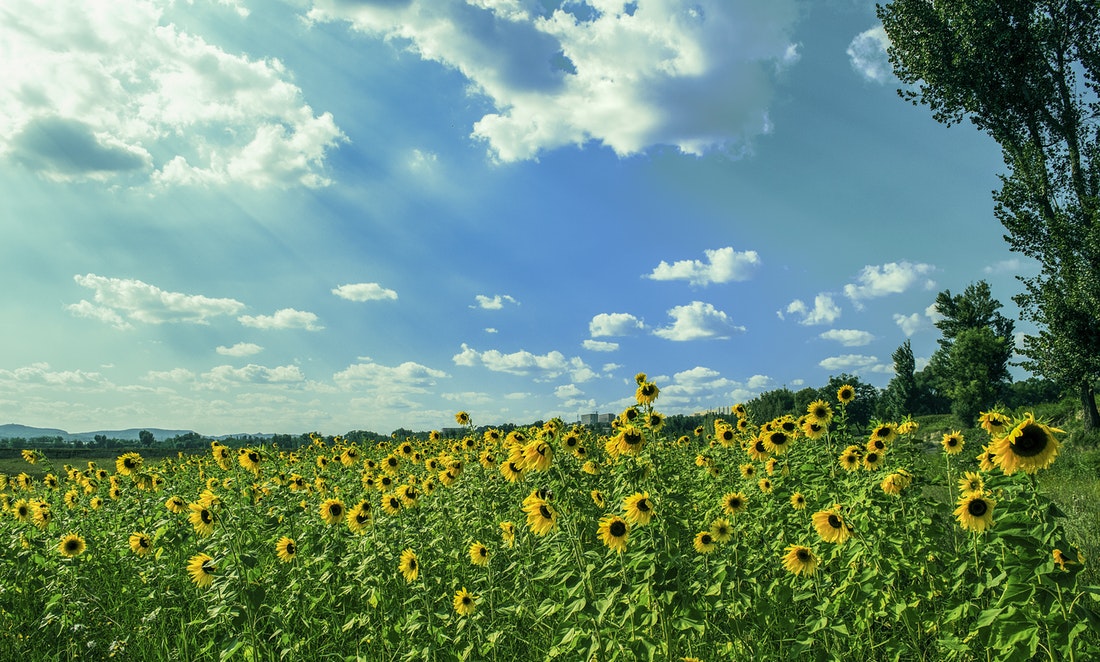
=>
[796,548,810,562]
[539,505,552,519]
[408,559,417,570]
[1012,424,1049,457]
[867,452,879,463]
[623,431,643,445]
[967,499,989,517]
[462,596,471,605]
[200,510,212,524]
[637,499,651,512]
[770,432,787,446]
[286,543,296,554]
[827,514,842,529]
[610,521,627,537]
[701,534,713,545]
[730,498,742,509]
[202,560,215,573]
[330,504,343,517]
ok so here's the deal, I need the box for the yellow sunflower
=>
[275,536,297,563]
[188,503,215,536]
[525,501,558,536]
[806,400,833,425]
[709,517,733,544]
[790,492,807,510]
[347,500,373,533]
[812,507,853,544]
[129,532,152,557]
[320,498,345,525]
[598,514,630,553]
[453,587,476,616]
[398,548,419,583]
[693,531,717,554]
[782,545,819,576]
[954,494,996,532]
[836,384,856,404]
[500,521,516,548]
[115,452,143,476]
[722,491,748,516]
[469,541,490,567]
[635,381,660,405]
[957,471,984,497]
[187,553,217,588]
[941,431,965,455]
[622,492,655,526]
[59,533,86,558]
[992,413,1062,475]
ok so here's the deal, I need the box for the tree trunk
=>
[1082,382,1100,431]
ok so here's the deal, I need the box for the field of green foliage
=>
[2,377,1098,661]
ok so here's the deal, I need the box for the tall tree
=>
[884,340,919,419]
[878,0,1100,429]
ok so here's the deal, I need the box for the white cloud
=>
[819,329,874,347]
[646,246,760,286]
[844,262,936,307]
[144,368,195,383]
[485,327,499,334]
[847,26,892,83]
[589,312,644,337]
[582,339,619,352]
[983,258,1039,275]
[306,0,800,162]
[408,148,438,171]
[334,359,449,391]
[0,362,110,388]
[473,294,518,310]
[333,283,398,302]
[202,364,306,385]
[452,343,593,381]
[893,313,923,336]
[818,354,880,371]
[216,342,263,357]
[783,294,841,326]
[925,302,945,323]
[652,301,745,341]
[238,308,323,331]
[0,0,345,187]
[67,273,244,327]
[554,384,583,399]
[746,374,773,390]
[668,366,734,394]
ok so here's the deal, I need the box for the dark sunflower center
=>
[623,431,643,445]
[389,498,399,508]
[539,505,552,519]
[478,547,487,556]
[796,549,810,562]
[124,458,137,468]
[827,514,842,529]
[640,384,656,397]
[139,538,149,548]
[967,499,989,517]
[718,525,730,535]
[701,534,713,545]
[867,452,879,463]
[1012,424,1049,457]
[202,560,215,573]
[509,463,521,473]
[65,540,80,552]
[408,559,417,570]
[248,452,259,462]
[200,510,212,524]
[730,498,742,509]
[610,521,627,537]
[286,543,295,555]
[813,407,827,419]
[875,428,889,438]
[721,430,734,441]
[329,504,343,517]
[462,596,471,605]
[637,499,651,512]
[754,440,766,453]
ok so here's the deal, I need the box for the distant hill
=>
[0,423,197,442]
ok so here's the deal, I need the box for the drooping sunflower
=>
[954,494,996,532]
[979,409,1012,437]
[188,503,216,537]
[453,587,477,616]
[790,492,807,510]
[869,423,897,445]
[129,532,152,557]
[591,489,606,509]
[782,545,819,577]
[469,541,490,566]
[957,471,984,497]
[598,514,630,553]
[500,460,525,483]
[382,494,403,516]
[709,517,733,544]
[977,445,997,472]
[993,413,1062,475]
[58,533,86,558]
[238,448,262,474]
[941,431,965,455]
[348,500,373,533]
[455,411,471,426]
[398,548,419,583]
[525,501,558,536]
[622,492,655,526]
[500,521,516,548]
[320,498,345,525]
[275,536,297,563]
[836,384,856,404]
[115,452,143,476]
[802,419,827,440]
[812,507,853,544]
[693,531,717,554]
[722,491,748,517]
[187,553,217,588]
[635,381,660,405]
[21,449,39,465]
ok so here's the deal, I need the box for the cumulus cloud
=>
[334,358,449,391]
[646,246,760,286]
[652,301,745,341]
[847,25,892,83]
[238,308,324,331]
[472,294,518,310]
[818,354,880,371]
[894,313,923,336]
[452,343,594,381]
[582,339,619,352]
[333,283,399,302]
[554,384,583,399]
[143,368,196,383]
[202,364,306,386]
[0,362,109,388]
[216,342,263,357]
[819,328,874,347]
[67,273,244,328]
[0,0,345,187]
[589,312,644,338]
[844,262,936,307]
[306,0,800,161]
[782,294,841,326]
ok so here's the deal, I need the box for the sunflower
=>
[500,460,525,483]
[1053,548,1081,572]
[598,514,630,553]
[382,494,403,516]
[812,508,853,544]
[802,419,827,440]
[21,449,38,465]
[993,414,1063,475]
[500,521,516,548]
[957,471,984,497]
[635,381,660,405]
[979,409,1012,437]
[941,431,965,455]
[722,492,748,516]
[320,498,345,525]
[790,492,807,510]
[837,384,856,404]
[397,484,419,507]
[758,478,773,493]
[32,501,52,529]
[469,541,490,566]
[693,531,717,554]
[622,492,655,526]
[763,430,793,455]
[954,494,996,532]
[863,450,885,471]
[733,403,747,418]
[869,423,897,445]
[129,532,152,557]
[615,425,646,456]
[782,545,819,576]
[866,438,886,453]
[591,489,606,509]
[59,533,86,558]
[348,500,373,533]
[115,452,143,476]
[455,411,471,426]
[525,501,558,536]
[12,499,31,523]
[90,496,103,510]
[806,400,834,426]
[740,463,756,479]
[275,536,297,563]
[382,454,400,475]
[977,445,997,472]
[238,448,262,474]
[187,553,217,588]
[838,446,862,472]
[188,503,216,536]
[398,548,419,583]
[716,426,737,447]
[710,517,733,544]
[453,587,477,616]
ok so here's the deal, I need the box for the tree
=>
[819,374,880,430]
[878,0,1100,429]
[139,430,155,447]
[884,340,920,419]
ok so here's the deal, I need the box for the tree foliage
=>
[878,0,1100,428]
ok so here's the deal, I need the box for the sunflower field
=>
[2,376,1098,661]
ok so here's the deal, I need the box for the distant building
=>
[579,413,616,427]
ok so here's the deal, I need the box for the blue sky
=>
[0,0,1038,435]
